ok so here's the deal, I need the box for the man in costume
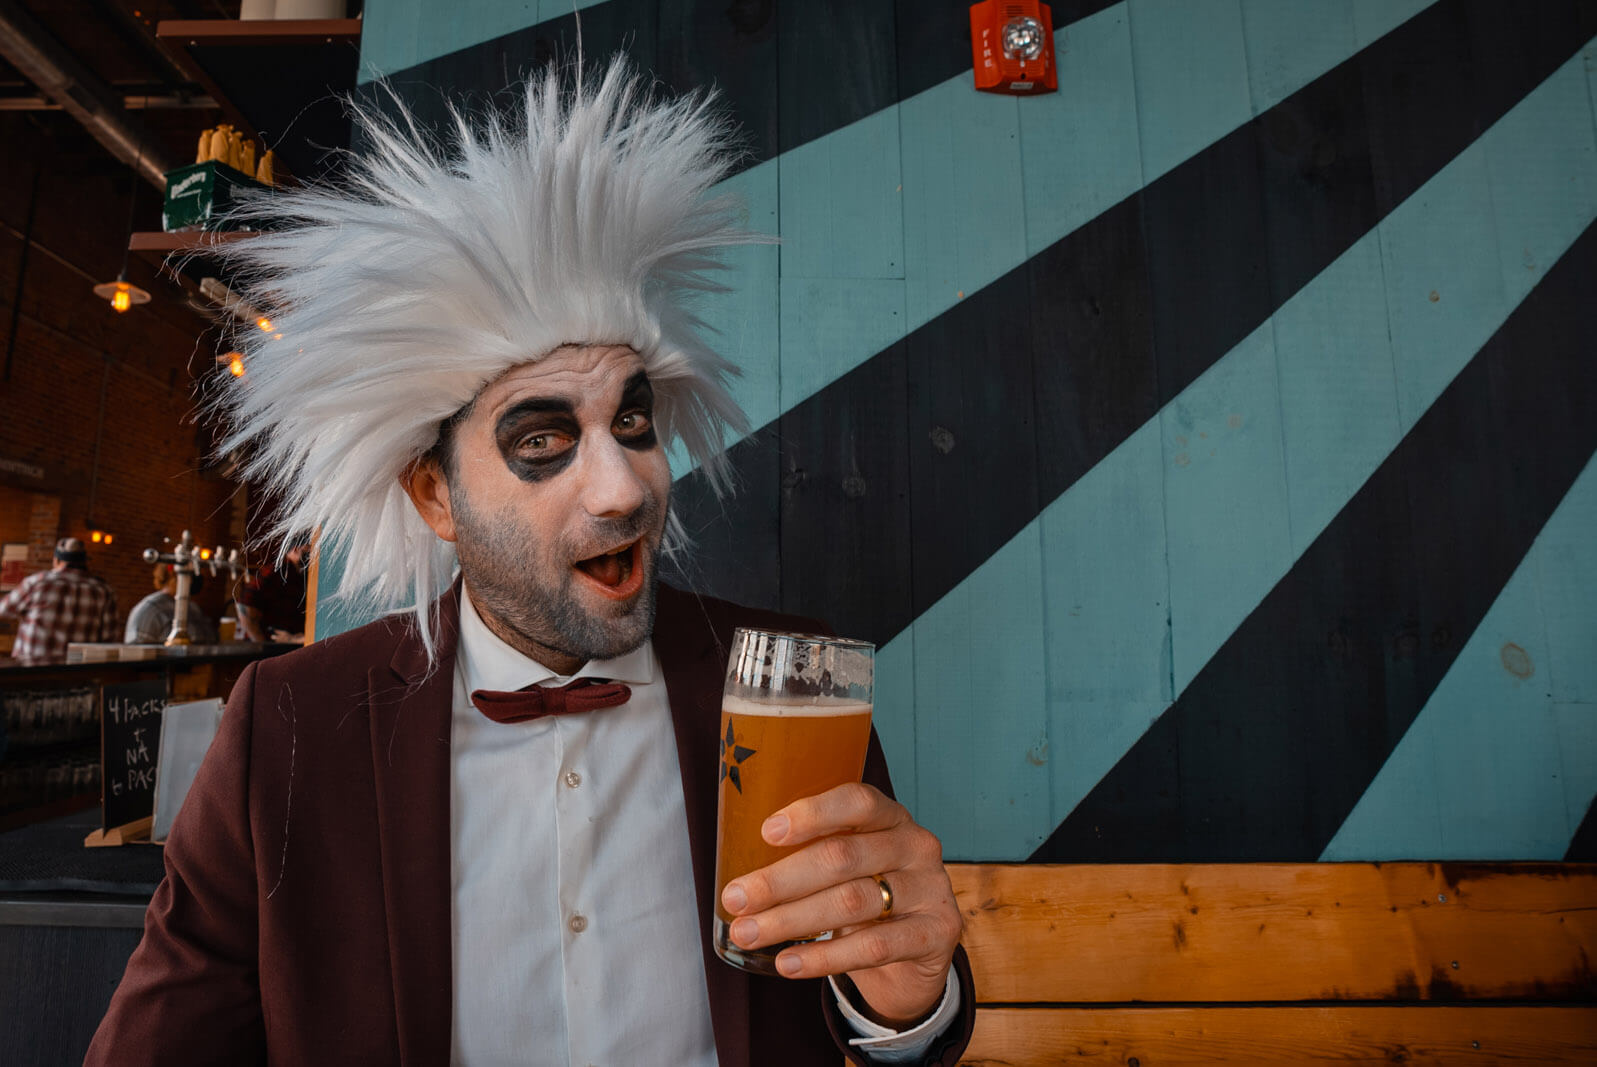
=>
[87,59,972,1065]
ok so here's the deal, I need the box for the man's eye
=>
[616,412,652,435]
[517,432,570,455]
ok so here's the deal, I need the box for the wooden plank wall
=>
[329,0,1597,865]
[950,862,1597,1065]
[965,1007,1597,1066]
[950,863,1597,1002]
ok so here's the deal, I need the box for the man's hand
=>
[720,783,962,1027]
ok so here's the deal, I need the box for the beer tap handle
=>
[141,537,247,576]
[166,530,198,648]
[137,533,247,647]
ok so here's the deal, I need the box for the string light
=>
[256,316,274,332]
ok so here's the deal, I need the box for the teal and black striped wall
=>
[327,0,1597,864]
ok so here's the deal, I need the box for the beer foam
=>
[722,694,873,718]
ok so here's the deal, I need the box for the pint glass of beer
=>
[713,628,875,975]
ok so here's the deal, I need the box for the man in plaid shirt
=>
[0,537,119,662]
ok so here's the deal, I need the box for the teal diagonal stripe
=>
[690,1,1436,458]
[887,44,1597,860]
[1321,452,1597,860]
[359,0,614,82]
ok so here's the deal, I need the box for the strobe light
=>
[971,1,1059,96]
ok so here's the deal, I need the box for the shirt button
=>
[569,914,588,934]
[563,770,582,789]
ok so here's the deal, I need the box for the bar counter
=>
[0,641,296,678]
[0,643,296,834]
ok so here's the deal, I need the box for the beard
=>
[451,485,666,666]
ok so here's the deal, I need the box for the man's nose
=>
[579,437,649,518]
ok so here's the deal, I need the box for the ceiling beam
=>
[92,0,205,93]
[0,92,216,110]
[0,0,172,189]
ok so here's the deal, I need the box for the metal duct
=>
[0,0,171,189]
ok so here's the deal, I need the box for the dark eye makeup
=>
[613,373,657,451]
[490,372,658,483]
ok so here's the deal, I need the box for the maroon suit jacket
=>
[87,583,974,1065]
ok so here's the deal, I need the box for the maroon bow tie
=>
[470,677,633,725]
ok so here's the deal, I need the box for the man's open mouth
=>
[572,538,645,600]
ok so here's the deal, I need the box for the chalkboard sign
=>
[99,676,168,834]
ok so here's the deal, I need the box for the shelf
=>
[128,230,257,255]
[151,18,363,186]
[0,735,99,761]
[127,232,259,293]
[156,18,362,48]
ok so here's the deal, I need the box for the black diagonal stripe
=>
[1032,221,1597,862]
[1566,795,1597,862]
[364,1,1120,166]
[666,0,1593,640]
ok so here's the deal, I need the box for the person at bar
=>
[0,537,117,663]
[232,541,308,643]
[124,563,219,645]
[87,58,972,1066]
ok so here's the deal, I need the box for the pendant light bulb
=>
[92,275,151,314]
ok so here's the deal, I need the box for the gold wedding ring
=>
[873,874,894,918]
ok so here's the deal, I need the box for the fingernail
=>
[762,814,789,843]
[777,953,802,976]
[722,883,747,912]
[731,918,758,945]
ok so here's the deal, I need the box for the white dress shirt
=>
[448,587,958,1065]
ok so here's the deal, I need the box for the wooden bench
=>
[947,862,1597,1065]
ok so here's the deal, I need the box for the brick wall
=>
[0,121,240,630]
[0,486,33,556]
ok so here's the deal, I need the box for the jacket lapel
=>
[368,587,459,1066]
[655,584,752,1066]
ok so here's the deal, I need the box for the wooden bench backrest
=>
[946,862,1597,1065]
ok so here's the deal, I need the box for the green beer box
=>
[162,160,268,233]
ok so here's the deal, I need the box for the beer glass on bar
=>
[713,628,875,975]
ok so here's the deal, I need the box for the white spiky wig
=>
[205,56,766,656]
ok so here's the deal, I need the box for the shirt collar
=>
[457,582,656,695]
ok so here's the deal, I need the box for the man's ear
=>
[401,456,458,543]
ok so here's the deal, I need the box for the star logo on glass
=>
[720,720,757,793]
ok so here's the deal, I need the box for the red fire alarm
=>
[970,1,1058,95]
